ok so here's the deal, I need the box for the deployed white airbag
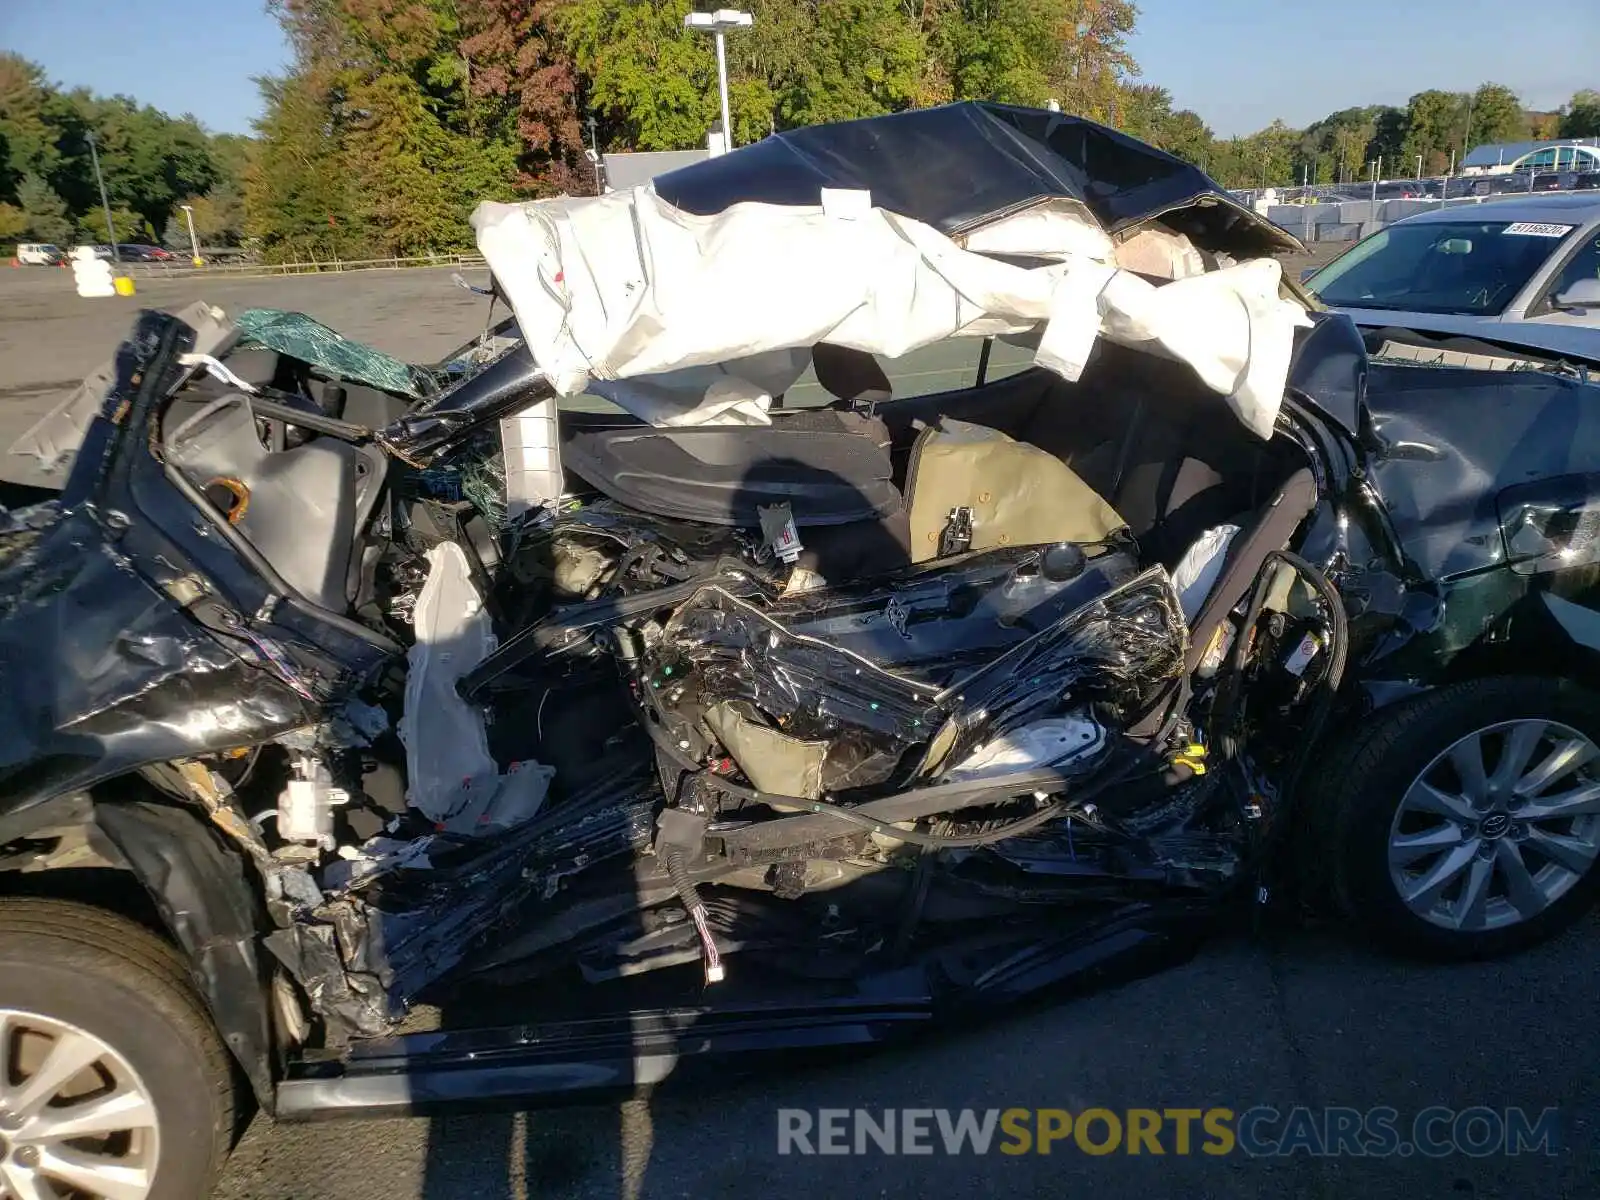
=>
[401,542,554,835]
[473,188,1310,438]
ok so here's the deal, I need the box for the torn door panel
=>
[637,561,1187,798]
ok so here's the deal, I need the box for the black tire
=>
[0,897,235,1200]
[1316,676,1600,960]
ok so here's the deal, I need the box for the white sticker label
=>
[1284,632,1322,677]
[1502,222,1574,238]
[820,188,872,220]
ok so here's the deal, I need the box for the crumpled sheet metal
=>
[0,499,310,809]
[235,308,439,400]
[472,189,1311,439]
[378,342,551,467]
[643,562,1186,796]
[0,308,339,822]
[7,301,234,477]
[279,777,659,1031]
[1364,361,1600,580]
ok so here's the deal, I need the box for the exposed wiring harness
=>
[661,845,724,983]
[1265,550,1349,804]
[1207,549,1348,768]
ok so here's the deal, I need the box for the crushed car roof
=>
[652,101,1303,258]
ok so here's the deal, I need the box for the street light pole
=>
[180,204,202,267]
[1415,154,1423,181]
[713,28,731,151]
[684,10,753,154]
[587,116,603,193]
[84,131,120,263]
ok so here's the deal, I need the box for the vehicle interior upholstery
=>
[159,351,394,614]
[562,338,1309,589]
[158,333,1311,645]
[877,341,1306,571]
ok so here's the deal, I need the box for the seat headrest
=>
[813,343,893,408]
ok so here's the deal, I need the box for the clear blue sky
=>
[1,0,1595,137]
[1130,0,1597,134]
[0,0,291,134]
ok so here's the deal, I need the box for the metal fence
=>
[117,252,487,280]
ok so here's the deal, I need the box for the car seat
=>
[164,394,388,612]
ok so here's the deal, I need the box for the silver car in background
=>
[1305,194,1600,364]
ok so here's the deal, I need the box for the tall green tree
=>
[459,0,588,193]
[0,54,65,196]
[253,0,526,258]
[781,0,925,125]
[0,202,26,241]
[1400,89,1463,175]
[557,0,733,149]
[208,133,255,190]
[15,172,73,242]
[247,72,369,260]
[1208,120,1298,189]
[933,0,1066,107]
[76,204,144,244]
[164,184,247,250]
[929,0,1137,118]
[1116,81,1174,146]
[1297,107,1384,183]
[1160,109,1214,167]
[57,96,219,237]
[1561,90,1600,138]
[1465,83,1527,150]
[1063,0,1139,121]
[1369,106,1407,171]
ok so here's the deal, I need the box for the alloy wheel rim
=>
[1388,718,1600,932]
[0,1009,160,1200]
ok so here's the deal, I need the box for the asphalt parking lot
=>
[2,250,1595,1199]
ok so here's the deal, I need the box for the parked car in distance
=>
[116,243,175,262]
[14,242,64,265]
[1304,194,1600,362]
[1532,172,1579,192]
[70,243,114,260]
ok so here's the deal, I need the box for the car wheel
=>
[0,898,235,1200]
[1323,677,1600,959]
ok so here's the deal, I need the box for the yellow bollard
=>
[112,276,136,296]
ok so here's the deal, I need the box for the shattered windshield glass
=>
[235,308,441,399]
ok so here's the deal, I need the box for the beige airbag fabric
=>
[907,420,1127,562]
[705,701,827,803]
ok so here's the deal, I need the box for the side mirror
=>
[450,271,493,297]
[1299,266,1318,284]
[1553,277,1600,312]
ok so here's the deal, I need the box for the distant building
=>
[1461,138,1600,175]
[600,149,711,193]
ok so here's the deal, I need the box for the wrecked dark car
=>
[4,103,1600,1199]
